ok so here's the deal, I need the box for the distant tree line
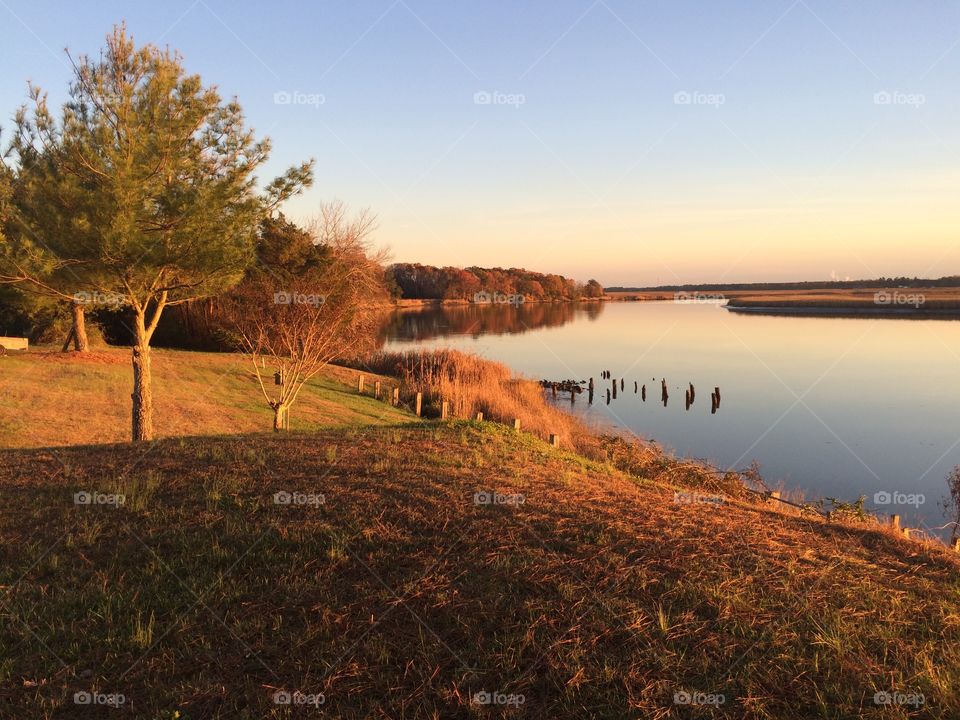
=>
[608,277,960,293]
[389,263,604,301]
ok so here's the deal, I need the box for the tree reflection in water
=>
[379,301,604,345]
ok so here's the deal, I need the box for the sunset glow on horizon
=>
[2,0,957,285]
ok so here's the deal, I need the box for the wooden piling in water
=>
[606,389,611,404]
[689,383,695,404]
[620,378,624,391]
[612,382,617,400]
[641,384,646,401]
[661,379,668,406]
[685,389,691,410]
[634,381,638,393]
[551,383,557,399]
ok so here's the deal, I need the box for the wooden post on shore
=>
[392,387,399,406]
[549,433,560,448]
[890,514,900,530]
[441,401,449,420]
[476,411,484,421]
[415,392,423,417]
[953,538,960,552]
[768,491,781,506]
[374,380,381,399]
[358,374,364,393]
[513,418,521,431]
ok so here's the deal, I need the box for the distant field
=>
[606,287,960,312]
[0,347,411,448]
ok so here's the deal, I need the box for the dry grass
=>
[1,424,958,718]
[362,348,596,452]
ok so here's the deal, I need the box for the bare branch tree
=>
[228,203,388,431]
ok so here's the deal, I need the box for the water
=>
[383,301,960,536]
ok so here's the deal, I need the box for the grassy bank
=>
[2,347,959,718]
[3,424,960,719]
[0,347,410,448]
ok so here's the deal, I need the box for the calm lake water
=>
[383,301,960,536]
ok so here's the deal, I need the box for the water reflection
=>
[384,300,960,538]
[380,301,604,343]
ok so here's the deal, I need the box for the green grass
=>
[1,423,959,719]
[0,347,413,448]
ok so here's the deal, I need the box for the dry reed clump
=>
[365,349,599,452]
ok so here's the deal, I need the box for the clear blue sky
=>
[2,0,958,285]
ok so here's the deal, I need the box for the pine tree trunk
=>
[131,315,153,442]
[71,301,89,352]
[273,405,284,432]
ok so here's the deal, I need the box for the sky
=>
[1,0,958,286]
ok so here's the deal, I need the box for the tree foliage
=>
[390,263,601,301]
[0,25,312,439]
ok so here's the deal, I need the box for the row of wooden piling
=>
[553,371,722,413]
[357,373,562,448]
